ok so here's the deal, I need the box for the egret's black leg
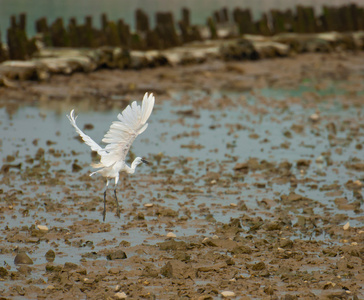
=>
[114,189,120,218]
[103,190,107,222]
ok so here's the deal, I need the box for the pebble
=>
[230,203,237,207]
[114,284,121,292]
[114,292,127,299]
[221,291,236,298]
[353,180,362,187]
[37,225,49,232]
[166,232,176,238]
[309,113,320,122]
[343,222,350,230]
[144,203,153,208]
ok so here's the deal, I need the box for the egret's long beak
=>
[141,158,150,164]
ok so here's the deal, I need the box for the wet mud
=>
[0,52,363,299]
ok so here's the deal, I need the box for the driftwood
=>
[0,31,363,86]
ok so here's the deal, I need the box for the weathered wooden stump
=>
[255,13,271,36]
[104,21,121,47]
[0,32,9,62]
[233,8,255,34]
[117,20,131,48]
[7,14,37,60]
[135,9,150,32]
[270,9,294,34]
[294,5,317,33]
[50,18,69,47]
[178,7,202,43]
[214,7,229,24]
[207,17,217,39]
[155,12,180,48]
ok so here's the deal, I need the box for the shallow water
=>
[0,85,363,277]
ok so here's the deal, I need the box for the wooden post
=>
[135,9,150,32]
[233,8,255,34]
[118,19,131,48]
[155,12,180,48]
[50,18,69,46]
[255,13,271,36]
[7,14,36,60]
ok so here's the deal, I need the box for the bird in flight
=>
[67,92,155,221]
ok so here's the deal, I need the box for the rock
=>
[173,251,190,262]
[221,290,236,298]
[114,292,127,299]
[45,249,55,262]
[158,240,188,251]
[231,245,252,255]
[343,222,350,230]
[309,113,320,122]
[278,238,294,249]
[63,262,78,270]
[14,252,33,265]
[296,159,311,168]
[107,250,127,260]
[72,162,83,172]
[160,260,196,279]
[250,261,266,271]
[142,264,159,278]
[17,265,32,275]
[37,224,49,232]
[166,232,176,238]
[0,266,9,278]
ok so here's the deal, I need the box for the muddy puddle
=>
[0,62,363,299]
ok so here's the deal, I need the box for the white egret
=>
[67,92,155,221]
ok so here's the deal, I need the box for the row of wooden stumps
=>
[1,4,364,62]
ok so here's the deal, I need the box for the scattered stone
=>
[296,159,311,168]
[114,292,127,299]
[160,260,196,279]
[158,240,187,251]
[166,232,177,238]
[14,252,33,265]
[309,113,320,122]
[221,290,236,298]
[114,284,121,292]
[107,250,127,260]
[343,222,350,230]
[231,245,252,255]
[142,264,159,278]
[37,224,49,232]
[63,262,79,270]
[45,249,56,262]
[0,267,9,278]
[17,265,32,275]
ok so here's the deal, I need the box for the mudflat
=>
[0,52,363,299]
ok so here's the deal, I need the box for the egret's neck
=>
[128,159,140,174]
[124,164,135,174]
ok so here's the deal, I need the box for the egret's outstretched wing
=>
[100,92,155,167]
[67,109,106,156]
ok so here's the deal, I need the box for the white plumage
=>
[67,92,155,221]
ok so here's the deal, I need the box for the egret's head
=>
[133,157,149,166]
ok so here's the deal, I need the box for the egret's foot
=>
[103,190,107,222]
[114,189,121,219]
